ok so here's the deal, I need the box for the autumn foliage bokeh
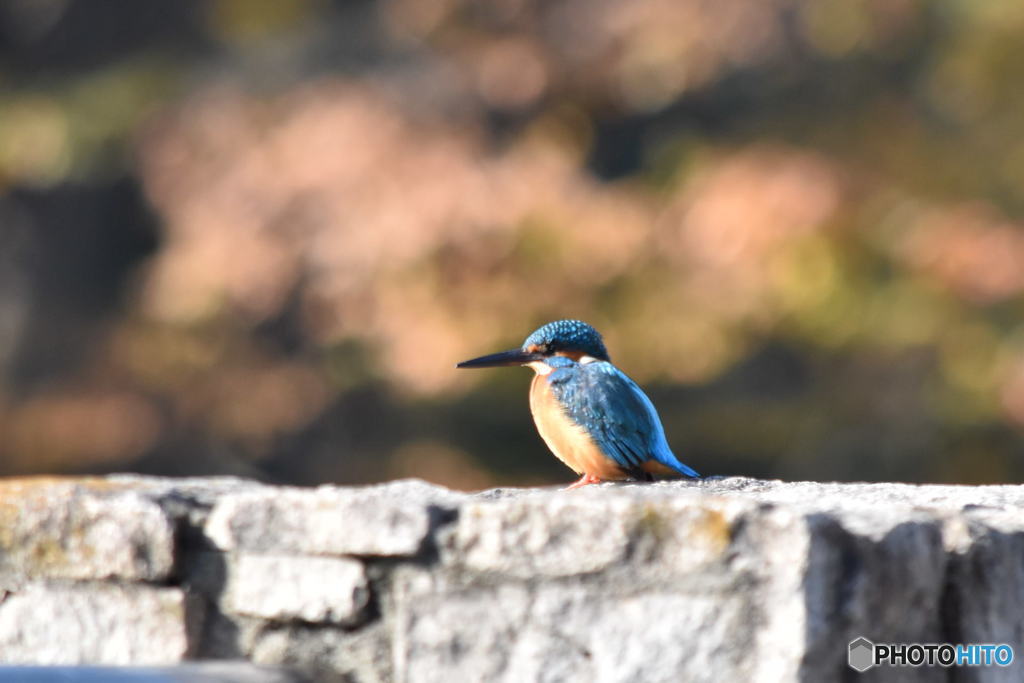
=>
[1,0,1023,488]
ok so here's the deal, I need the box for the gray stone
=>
[445,488,751,578]
[1,474,1024,682]
[447,494,633,577]
[223,554,369,625]
[940,509,1024,683]
[400,479,1024,683]
[0,582,198,665]
[397,492,800,682]
[249,620,390,683]
[204,479,462,557]
[0,478,175,585]
[392,570,760,683]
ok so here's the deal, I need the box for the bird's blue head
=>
[456,319,610,370]
[521,320,609,361]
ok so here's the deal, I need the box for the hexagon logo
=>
[848,637,876,672]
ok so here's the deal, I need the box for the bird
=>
[456,319,700,489]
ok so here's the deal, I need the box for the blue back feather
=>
[545,357,699,478]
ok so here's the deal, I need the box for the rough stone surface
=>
[0,474,1022,682]
[223,554,369,625]
[0,478,176,586]
[204,479,462,557]
[248,620,390,683]
[0,583,197,665]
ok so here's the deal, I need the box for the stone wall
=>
[0,475,1022,682]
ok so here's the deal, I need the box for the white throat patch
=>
[528,361,554,376]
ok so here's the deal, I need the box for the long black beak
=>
[456,348,543,369]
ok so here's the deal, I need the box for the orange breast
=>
[529,374,627,480]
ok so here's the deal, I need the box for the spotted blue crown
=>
[522,320,610,361]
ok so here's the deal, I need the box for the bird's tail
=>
[656,447,700,478]
[672,459,701,478]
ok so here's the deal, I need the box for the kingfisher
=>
[456,319,700,489]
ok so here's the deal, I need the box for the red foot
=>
[564,473,602,490]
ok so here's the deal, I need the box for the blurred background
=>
[0,0,1022,489]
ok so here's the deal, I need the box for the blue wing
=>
[548,360,699,478]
